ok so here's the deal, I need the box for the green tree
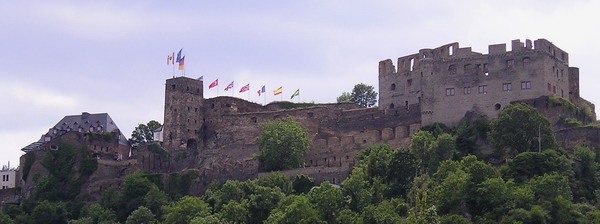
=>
[506,150,567,183]
[129,120,162,146]
[307,182,345,222]
[527,172,572,205]
[0,212,13,224]
[292,174,315,194]
[350,83,378,107]
[362,198,408,224]
[247,185,285,223]
[571,146,600,203]
[98,187,121,211]
[386,148,420,198]
[126,206,156,224]
[31,200,69,224]
[337,92,352,103]
[256,117,310,171]
[264,195,326,224]
[143,186,169,219]
[80,204,117,224]
[120,172,157,220]
[257,173,293,194]
[218,200,250,224]
[335,209,363,224]
[190,215,224,224]
[162,196,212,224]
[489,103,556,157]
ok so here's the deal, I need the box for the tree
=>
[31,200,69,224]
[386,148,420,198]
[337,92,352,103]
[362,198,408,224]
[292,174,315,194]
[264,195,326,224]
[506,150,566,183]
[350,83,378,107]
[120,172,157,220]
[80,204,117,224]
[256,117,310,171]
[129,120,162,146]
[246,185,286,224]
[218,200,250,224]
[126,206,156,224]
[571,146,600,202]
[162,196,212,224]
[257,173,293,194]
[0,212,13,224]
[308,182,345,222]
[143,186,169,219]
[489,103,556,157]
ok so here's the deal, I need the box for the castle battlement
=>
[378,38,591,127]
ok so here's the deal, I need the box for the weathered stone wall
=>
[163,77,204,151]
[379,39,591,127]
[556,126,600,151]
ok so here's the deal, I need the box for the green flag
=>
[291,89,300,99]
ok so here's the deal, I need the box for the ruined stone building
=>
[379,38,595,126]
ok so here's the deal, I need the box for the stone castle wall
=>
[379,39,588,127]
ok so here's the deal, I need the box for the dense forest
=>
[2,103,600,224]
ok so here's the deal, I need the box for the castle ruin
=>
[6,39,598,203]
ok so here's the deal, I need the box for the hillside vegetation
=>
[2,103,600,223]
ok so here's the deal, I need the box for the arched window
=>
[390,83,396,91]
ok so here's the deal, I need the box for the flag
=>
[239,84,250,93]
[257,85,266,96]
[167,53,174,65]
[197,76,203,81]
[209,79,218,89]
[273,87,282,95]
[225,81,234,91]
[176,49,183,62]
[291,89,300,99]
[178,56,185,70]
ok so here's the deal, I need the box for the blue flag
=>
[261,85,266,93]
[176,49,183,62]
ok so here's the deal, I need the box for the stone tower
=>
[163,77,204,151]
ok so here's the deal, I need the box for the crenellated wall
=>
[378,38,592,127]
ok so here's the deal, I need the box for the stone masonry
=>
[379,38,595,127]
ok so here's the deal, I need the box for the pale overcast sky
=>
[1,0,600,166]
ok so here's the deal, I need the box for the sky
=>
[1,0,600,167]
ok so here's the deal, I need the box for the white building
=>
[0,165,16,189]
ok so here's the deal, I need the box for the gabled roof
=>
[21,112,130,152]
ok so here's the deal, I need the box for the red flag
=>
[239,84,250,93]
[273,87,282,95]
[257,89,261,96]
[225,81,234,91]
[209,79,218,89]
